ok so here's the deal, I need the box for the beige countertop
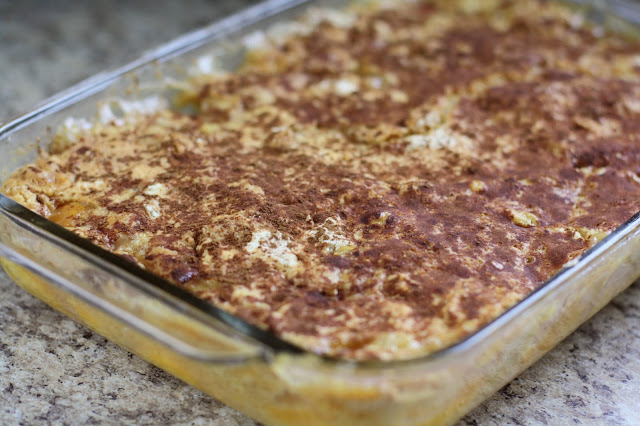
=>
[1,0,640,424]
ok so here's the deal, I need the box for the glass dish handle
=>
[0,242,261,363]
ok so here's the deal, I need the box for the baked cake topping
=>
[4,0,640,360]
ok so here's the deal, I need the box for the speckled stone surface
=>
[1,1,640,424]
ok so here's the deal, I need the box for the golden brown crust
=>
[3,0,640,359]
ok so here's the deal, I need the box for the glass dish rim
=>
[1,0,640,369]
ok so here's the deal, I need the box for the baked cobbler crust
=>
[4,0,640,360]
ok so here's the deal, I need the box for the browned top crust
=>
[4,0,640,360]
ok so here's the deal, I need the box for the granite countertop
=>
[2,1,640,424]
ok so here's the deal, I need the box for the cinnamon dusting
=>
[3,0,640,360]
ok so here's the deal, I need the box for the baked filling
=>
[3,0,640,360]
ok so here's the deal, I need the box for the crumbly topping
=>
[4,0,640,360]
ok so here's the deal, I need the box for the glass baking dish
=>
[2,0,640,424]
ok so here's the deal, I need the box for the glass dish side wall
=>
[4,193,640,425]
[3,0,640,424]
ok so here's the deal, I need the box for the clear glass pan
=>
[2,0,640,424]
